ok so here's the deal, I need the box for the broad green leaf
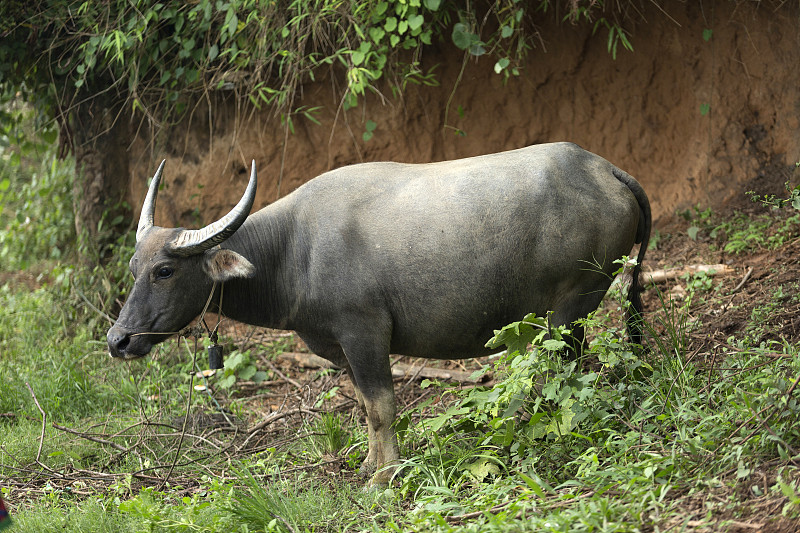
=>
[465,457,500,482]
[469,43,486,57]
[225,9,238,37]
[224,351,245,370]
[374,1,389,17]
[779,480,799,500]
[218,374,236,389]
[542,338,566,351]
[369,27,385,43]
[238,364,256,380]
[452,22,472,50]
[519,472,554,496]
[407,14,424,32]
[428,405,470,432]
[494,57,510,73]
[420,29,432,45]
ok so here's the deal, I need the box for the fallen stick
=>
[277,351,335,369]
[391,361,486,383]
[641,264,733,284]
[52,423,129,453]
[731,266,754,293]
[25,383,48,465]
[25,382,63,477]
[276,352,487,383]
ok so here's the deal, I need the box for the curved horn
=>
[167,160,258,256]
[136,160,166,242]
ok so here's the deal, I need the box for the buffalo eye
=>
[155,266,174,279]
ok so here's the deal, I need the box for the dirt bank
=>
[128,0,800,228]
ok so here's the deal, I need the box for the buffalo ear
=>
[203,248,255,282]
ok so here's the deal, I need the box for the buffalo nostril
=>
[107,328,131,357]
[117,336,130,352]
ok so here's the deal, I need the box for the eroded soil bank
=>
[127,1,800,228]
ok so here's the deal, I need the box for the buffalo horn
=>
[167,160,257,256]
[136,160,166,242]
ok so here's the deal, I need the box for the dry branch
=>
[277,351,337,370]
[25,382,47,464]
[52,423,129,452]
[731,266,754,293]
[642,264,733,284]
[277,352,486,383]
[391,361,485,383]
[237,407,317,451]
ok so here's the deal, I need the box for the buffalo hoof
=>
[358,459,377,477]
[368,462,400,489]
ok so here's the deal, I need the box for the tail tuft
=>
[612,167,651,346]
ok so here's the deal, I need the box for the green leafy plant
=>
[680,202,799,255]
[713,212,799,254]
[748,172,800,211]
[304,412,354,458]
[362,119,378,142]
[1,0,640,134]
[405,313,606,485]
[567,2,634,60]
[396,428,505,509]
[0,109,73,271]
[217,348,268,389]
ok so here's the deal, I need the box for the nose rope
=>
[198,281,221,335]
[200,282,224,346]
[199,282,225,370]
[127,281,222,339]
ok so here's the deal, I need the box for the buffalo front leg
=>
[341,340,399,487]
[344,367,378,475]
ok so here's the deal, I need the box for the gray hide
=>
[107,142,651,486]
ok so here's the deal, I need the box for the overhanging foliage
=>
[0,0,634,136]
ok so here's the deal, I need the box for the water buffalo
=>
[107,142,651,486]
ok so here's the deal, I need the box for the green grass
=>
[4,258,800,532]
[11,495,133,533]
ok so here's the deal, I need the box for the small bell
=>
[208,343,224,369]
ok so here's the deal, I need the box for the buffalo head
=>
[106,161,258,359]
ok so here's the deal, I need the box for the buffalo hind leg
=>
[551,289,608,360]
[297,332,398,485]
[296,335,376,473]
[564,322,586,359]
